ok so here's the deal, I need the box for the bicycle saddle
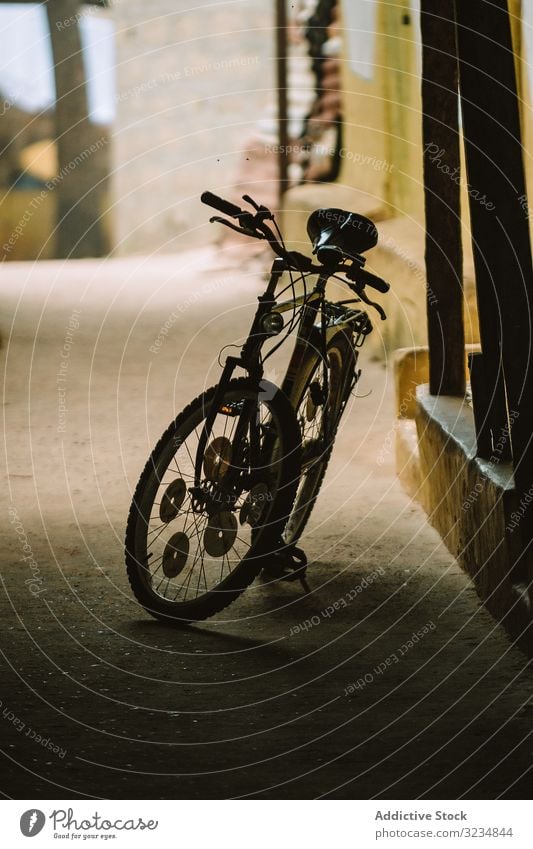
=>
[307,208,378,265]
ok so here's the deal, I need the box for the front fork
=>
[280,271,334,442]
[282,318,361,450]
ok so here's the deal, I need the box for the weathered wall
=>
[112,0,275,254]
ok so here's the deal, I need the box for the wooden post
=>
[454,0,533,576]
[46,0,106,257]
[420,0,465,397]
[276,0,289,202]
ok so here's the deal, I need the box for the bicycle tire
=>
[125,377,301,623]
[283,331,356,545]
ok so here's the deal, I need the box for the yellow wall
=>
[337,2,389,202]
[340,0,530,222]
[333,0,532,357]
[339,0,423,220]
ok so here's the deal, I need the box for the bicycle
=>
[125,191,390,623]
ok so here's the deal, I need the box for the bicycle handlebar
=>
[201,191,243,219]
[200,190,391,301]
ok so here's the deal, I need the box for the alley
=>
[1,246,532,799]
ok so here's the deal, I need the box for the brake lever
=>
[209,216,264,240]
[242,194,261,211]
[242,194,274,218]
[356,286,387,321]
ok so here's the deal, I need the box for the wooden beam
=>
[454,0,533,573]
[420,0,465,397]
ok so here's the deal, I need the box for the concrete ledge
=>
[394,346,430,419]
[393,346,531,653]
[415,386,531,653]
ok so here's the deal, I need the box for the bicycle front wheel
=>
[125,378,300,622]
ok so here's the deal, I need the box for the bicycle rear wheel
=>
[283,332,356,545]
[125,378,300,622]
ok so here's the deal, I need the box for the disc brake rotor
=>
[162,532,189,578]
[239,482,270,527]
[203,511,237,557]
[159,478,187,523]
[203,436,232,482]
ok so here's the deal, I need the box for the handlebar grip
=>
[357,268,390,294]
[201,191,242,219]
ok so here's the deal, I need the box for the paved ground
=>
[1,247,532,799]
